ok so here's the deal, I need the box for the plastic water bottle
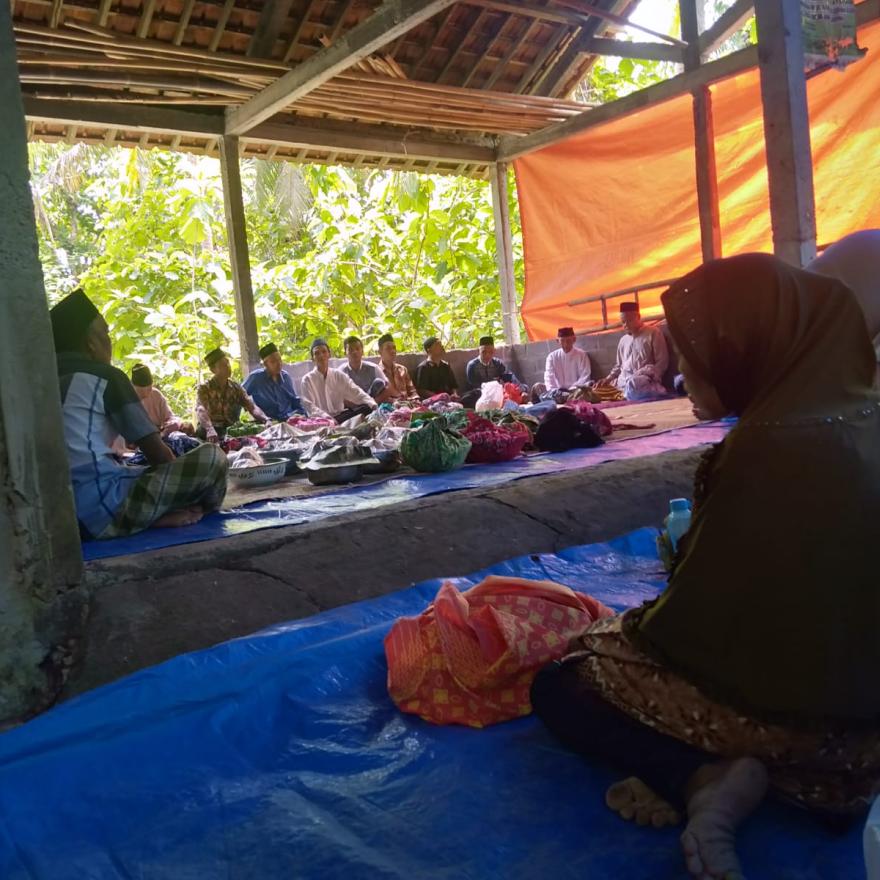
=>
[666,498,692,552]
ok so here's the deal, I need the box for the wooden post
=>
[754,0,817,266]
[489,162,521,345]
[0,0,84,722]
[218,134,260,374]
[680,0,722,262]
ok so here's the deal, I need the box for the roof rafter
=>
[248,0,297,57]
[579,36,683,62]
[698,0,753,56]
[499,0,880,162]
[226,0,460,134]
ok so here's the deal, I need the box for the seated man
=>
[414,336,459,399]
[538,327,592,401]
[463,335,527,406]
[300,337,378,423]
[595,302,669,400]
[195,348,269,442]
[242,342,305,421]
[341,335,388,400]
[465,335,526,388]
[51,289,227,539]
[377,333,420,404]
[130,363,194,435]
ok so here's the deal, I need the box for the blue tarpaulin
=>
[83,423,728,561]
[0,528,859,880]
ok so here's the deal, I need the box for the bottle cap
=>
[669,498,690,512]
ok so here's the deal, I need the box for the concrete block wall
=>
[280,321,677,393]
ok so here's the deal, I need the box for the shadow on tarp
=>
[0,528,859,880]
[83,422,729,561]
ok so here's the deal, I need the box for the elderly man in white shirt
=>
[538,326,592,401]
[596,302,669,400]
[300,338,378,423]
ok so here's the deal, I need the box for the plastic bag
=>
[228,447,265,469]
[400,417,471,473]
[475,381,504,412]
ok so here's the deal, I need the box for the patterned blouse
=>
[195,376,254,432]
[382,361,419,402]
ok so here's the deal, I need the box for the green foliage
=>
[29,142,524,413]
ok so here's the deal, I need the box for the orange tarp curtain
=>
[514,18,880,340]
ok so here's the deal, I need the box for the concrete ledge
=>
[68,446,705,698]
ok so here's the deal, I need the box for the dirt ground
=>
[63,443,708,700]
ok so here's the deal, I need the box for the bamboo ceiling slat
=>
[13,0,644,174]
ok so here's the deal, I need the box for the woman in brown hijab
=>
[532,253,880,879]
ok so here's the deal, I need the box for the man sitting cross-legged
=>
[341,335,388,400]
[300,337,378,423]
[195,347,270,442]
[594,303,669,401]
[51,289,227,539]
[377,333,420,405]
[242,342,305,421]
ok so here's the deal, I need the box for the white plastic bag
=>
[475,380,504,412]
[228,447,265,469]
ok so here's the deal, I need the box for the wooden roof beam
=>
[136,0,159,39]
[247,117,497,162]
[208,0,237,53]
[22,97,226,136]
[514,22,569,92]
[698,0,753,57]
[172,0,197,44]
[500,0,880,161]
[499,43,758,158]
[530,22,585,95]
[579,36,683,62]
[248,0,297,58]
[282,0,321,62]
[464,0,686,45]
[21,96,496,163]
[226,0,460,135]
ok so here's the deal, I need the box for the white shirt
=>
[300,367,377,418]
[544,346,592,390]
[608,325,669,388]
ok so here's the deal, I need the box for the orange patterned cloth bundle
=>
[384,576,613,728]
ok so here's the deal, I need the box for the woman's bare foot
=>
[152,506,204,528]
[681,757,768,879]
[606,777,681,828]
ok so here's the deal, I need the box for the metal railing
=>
[567,277,680,334]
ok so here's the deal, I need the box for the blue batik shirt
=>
[242,367,305,420]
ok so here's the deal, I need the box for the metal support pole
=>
[489,161,521,345]
[219,134,260,374]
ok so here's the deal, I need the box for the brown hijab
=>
[628,253,880,724]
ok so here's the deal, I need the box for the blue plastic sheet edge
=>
[83,422,730,561]
[0,525,860,880]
